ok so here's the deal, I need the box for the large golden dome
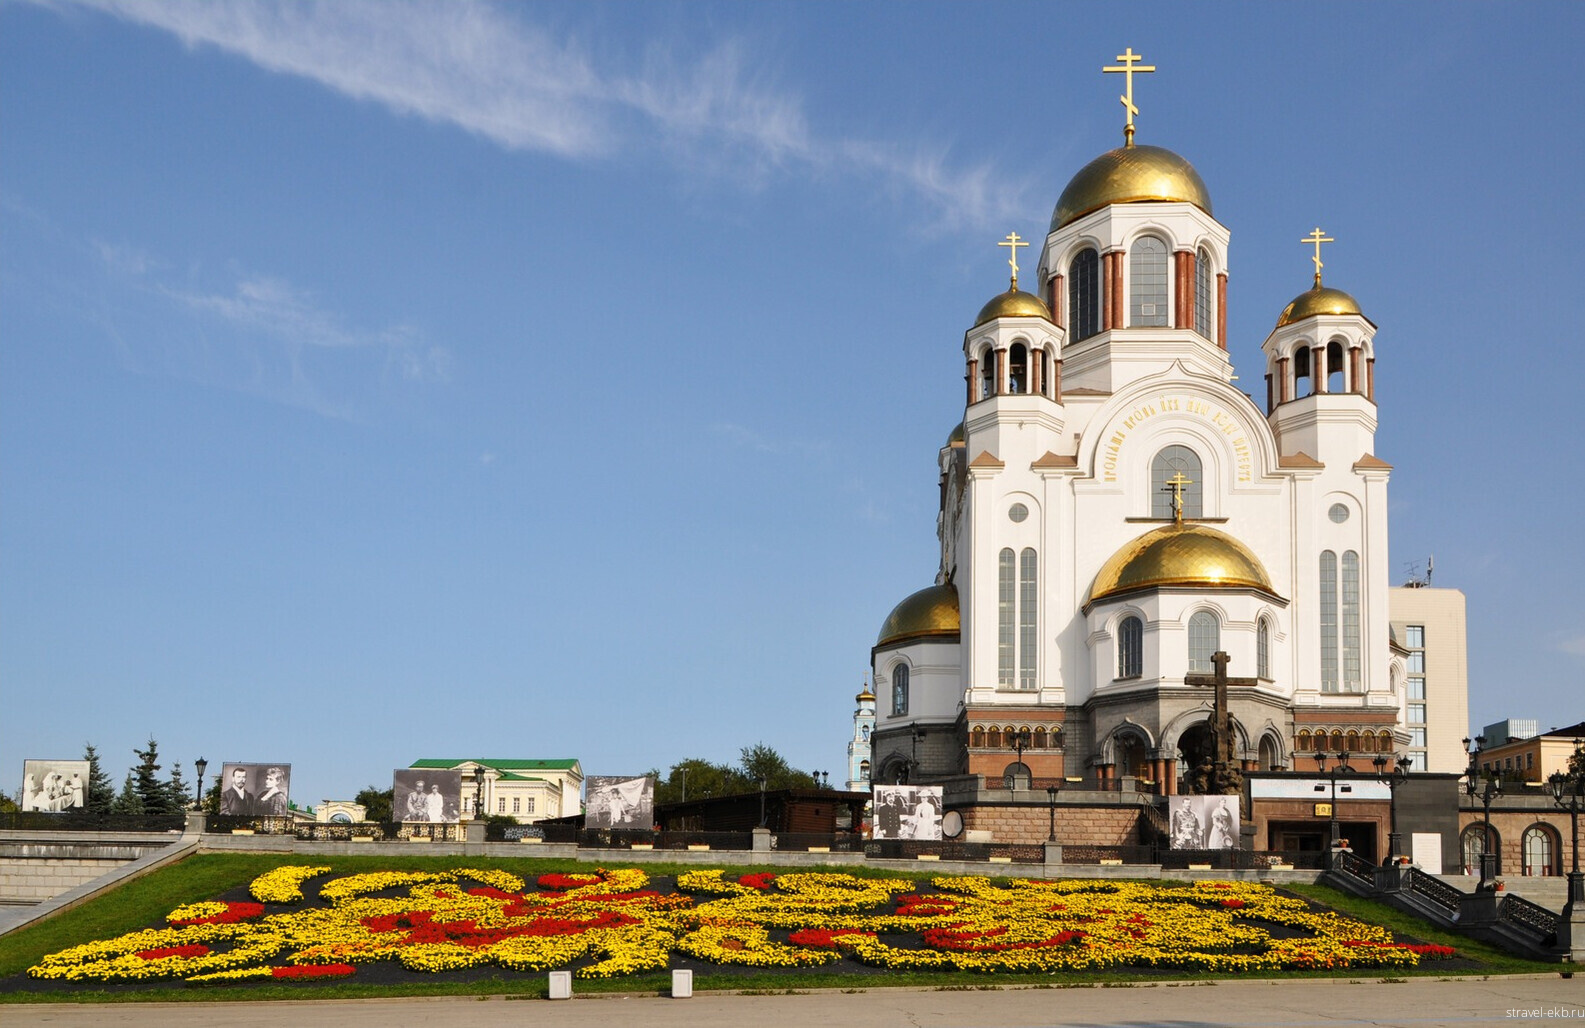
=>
[1087,523,1277,606]
[975,287,1053,327]
[1051,144,1213,230]
[1275,285,1365,327]
[876,583,960,647]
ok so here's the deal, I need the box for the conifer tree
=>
[166,761,192,812]
[111,773,143,816]
[81,743,115,816]
[131,738,172,815]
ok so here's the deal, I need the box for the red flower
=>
[136,944,210,960]
[273,963,355,979]
[172,901,266,926]
[737,873,777,890]
[1220,899,1246,908]
[788,929,874,948]
[537,873,602,891]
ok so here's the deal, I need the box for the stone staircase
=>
[1436,873,1571,913]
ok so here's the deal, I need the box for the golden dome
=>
[1051,144,1213,230]
[876,583,960,647]
[1087,523,1277,606]
[947,421,965,447]
[975,287,1053,327]
[1275,285,1364,327]
[856,686,876,702]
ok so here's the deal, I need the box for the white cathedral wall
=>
[873,638,963,728]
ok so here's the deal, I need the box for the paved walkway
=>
[4,977,1581,1027]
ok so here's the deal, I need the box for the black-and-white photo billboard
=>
[21,760,88,812]
[871,785,944,840]
[218,763,292,816]
[1167,794,1240,849]
[393,768,462,823]
[584,775,653,829]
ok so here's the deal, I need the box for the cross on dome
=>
[1103,47,1156,147]
[997,231,1028,290]
[1302,227,1335,288]
[1165,470,1193,524]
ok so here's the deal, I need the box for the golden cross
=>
[998,231,1028,289]
[1302,227,1334,288]
[1165,470,1192,523]
[1103,47,1156,146]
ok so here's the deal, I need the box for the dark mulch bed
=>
[1,874,1481,994]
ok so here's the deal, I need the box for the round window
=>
[1328,503,1349,524]
[1008,503,1029,523]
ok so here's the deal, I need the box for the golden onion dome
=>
[1275,285,1364,327]
[856,686,876,703]
[947,421,965,447]
[974,287,1053,327]
[1051,144,1213,230]
[1088,523,1277,606]
[876,583,960,648]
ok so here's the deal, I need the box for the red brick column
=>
[995,349,1007,396]
[1312,346,1326,393]
[1051,359,1062,404]
[1030,354,1042,397]
[1277,357,1291,403]
[966,358,978,405]
[1367,357,1375,401]
[1106,251,1124,329]
[1048,274,1065,329]
[1349,346,1362,394]
[1216,273,1228,349]
[1174,251,1193,329]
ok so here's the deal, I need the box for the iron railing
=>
[0,811,186,833]
[1405,868,1464,914]
[1498,894,1560,946]
[1333,850,1377,884]
[774,833,866,853]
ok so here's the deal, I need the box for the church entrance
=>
[1268,821,1378,860]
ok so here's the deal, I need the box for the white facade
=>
[1388,586,1471,774]
[867,117,1443,792]
[845,683,876,791]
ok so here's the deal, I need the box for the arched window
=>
[1151,445,1204,518]
[1342,551,1362,692]
[1033,727,1048,749]
[1345,730,1360,753]
[1296,730,1312,752]
[980,347,996,400]
[971,726,986,749]
[1294,346,1312,396]
[1320,550,1339,692]
[987,726,1002,749]
[1019,548,1038,689]
[1378,731,1394,752]
[1188,611,1219,673]
[1069,248,1101,341]
[1462,825,1500,876]
[998,548,1016,687]
[1194,246,1214,339]
[859,760,870,782]
[891,664,909,716]
[1523,826,1558,876]
[1003,762,1031,790]
[1129,235,1169,326]
[1326,341,1346,393]
[1258,735,1280,771]
[1256,616,1271,679]
[1330,729,1345,753]
[1008,343,1028,394]
[1117,615,1143,679]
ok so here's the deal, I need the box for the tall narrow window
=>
[1294,346,1312,396]
[1194,246,1214,338]
[1327,341,1346,393]
[1019,548,1038,689]
[980,348,996,400]
[1341,551,1362,691]
[891,664,909,715]
[1319,551,1339,692]
[1008,344,1028,394]
[1256,616,1271,679]
[1188,611,1219,673]
[1118,615,1143,679]
[1129,235,1169,326]
[998,548,1016,687]
[1069,248,1101,341]
[1151,446,1203,518]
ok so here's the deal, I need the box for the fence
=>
[0,811,186,833]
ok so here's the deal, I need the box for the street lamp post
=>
[1463,737,1502,887]
[472,766,486,820]
[1547,769,1585,908]
[1372,752,1414,864]
[1045,784,1059,843]
[1007,729,1032,789]
[1313,749,1353,867]
[193,757,208,812]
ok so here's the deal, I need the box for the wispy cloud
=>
[1558,633,1585,658]
[47,0,1022,229]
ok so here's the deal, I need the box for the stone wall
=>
[0,835,176,904]
[962,803,1142,846]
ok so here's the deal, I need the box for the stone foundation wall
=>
[961,804,1141,846]
[0,837,172,904]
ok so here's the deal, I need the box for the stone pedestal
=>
[184,812,208,835]
[1373,865,1413,895]
[464,820,485,845]
[1457,890,1502,928]
[751,827,771,852]
[1558,905,1585,963]
[1043,842,1063,866]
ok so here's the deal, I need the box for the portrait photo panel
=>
[218,763,292,817]
[20,759,89,813]
[871,785,944,841]
[584,775,653,829]
[392,769,462,823]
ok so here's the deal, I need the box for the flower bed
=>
[25,866,1456,986]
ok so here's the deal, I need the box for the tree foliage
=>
[1568,739,1585,780]
[111,773,143,816]
[651,744,820,806]
[166,761,192,812]
[355,785,393,823]
[80,743,115,817]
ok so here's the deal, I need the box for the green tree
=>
[131,738,173,815]
[739,743,815,791]
[111,772,143,816]
[355,785,393,823]
[202,778,222,814]
[1568,739,1585,779]
[166,761,192,812]
[81,743,115,816]
[651,758,737,805]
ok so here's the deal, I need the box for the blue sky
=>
[4,1,1583,807]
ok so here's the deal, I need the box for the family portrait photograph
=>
[583,775,653,829]
[871,785,944,841]
[217,763,292,817]
[20,759,88,813]
[392,768,461,824]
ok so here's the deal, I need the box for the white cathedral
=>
[865,54,1425,801]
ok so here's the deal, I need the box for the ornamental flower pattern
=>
[28,867,1453,985]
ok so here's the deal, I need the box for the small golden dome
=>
[947,421,965,447]
[856,687,876,702]
[1275,285,1364,327]
[1051,144,1213,230]
[1088,523,1277,606]
[876,583,960,647]
[974,288,1052,327]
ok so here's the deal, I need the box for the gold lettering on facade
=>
[1099,395,1254,483]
